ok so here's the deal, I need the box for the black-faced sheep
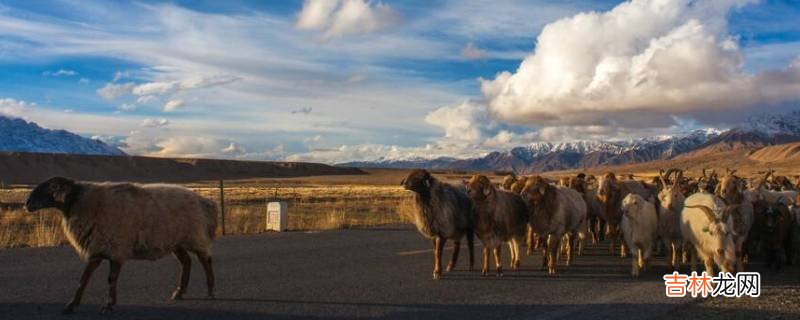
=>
[401,169,474,279]
[24,177,218,314]
[465,175,528,276]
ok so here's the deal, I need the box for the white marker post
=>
[266,201,288,232]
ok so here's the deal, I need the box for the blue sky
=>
[0,0,798,163]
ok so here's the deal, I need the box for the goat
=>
[402,169,475,279]
[681,193,737,274]
[621,194,658,278]
[657,169,686,271]
[25,177,217,314]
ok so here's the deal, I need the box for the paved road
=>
[0,227,797,319]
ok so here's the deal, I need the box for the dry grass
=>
[0,184,416,248]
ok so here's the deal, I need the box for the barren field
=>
[0,169,509,248]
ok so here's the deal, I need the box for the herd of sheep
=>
[18,168,800,314]
[402,168,799,280]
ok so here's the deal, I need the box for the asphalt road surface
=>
[1,226,798,319]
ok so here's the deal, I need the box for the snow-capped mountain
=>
[341,111,800,173]
[0,116,126,156]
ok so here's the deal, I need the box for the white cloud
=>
[0,98,33,118]
[296,0,400,39]
[97,82,135,100]
[78,77,90,84]
[141,117,170,128]
[461,42,487,60]
[221,142,246,155]
[481,0,800,128]
[424,100,494,142]
[42,69,77,77]
[117,103,137,112]
[163,99,185,112]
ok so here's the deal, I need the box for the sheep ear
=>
[400,178,406,186]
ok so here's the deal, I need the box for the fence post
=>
[219,180,226,236]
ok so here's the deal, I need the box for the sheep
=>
[521,176,587,275]
[501,174,517,191]
[465,175,528,276]
[620,194,658,278]
[24,177,217,314]
[714,171,754,272]
[596,172,654,257]
[510,176,529,194]
[657,169,686,271]
[566,173,601,250]
[401,169,474,279]
[792,207,800,265]
[751,199,794,269]
[680,192,737,274]
[751,170,798,207]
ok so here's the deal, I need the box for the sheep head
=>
[402,169,434,195]
[501,175,517,190]
[25,177,78,214]
[521,176,550,204]
[466,174,494,201]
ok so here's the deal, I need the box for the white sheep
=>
[681,192,737,274]
[621,194,658,278]
[25,177,218,314]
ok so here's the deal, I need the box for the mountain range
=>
[341,111,800,173]
[0,116,125,156]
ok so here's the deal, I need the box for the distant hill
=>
[0,116,125,156]
[341,110,800,173]
[0,152,364,185]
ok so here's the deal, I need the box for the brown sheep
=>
[521,176,587,275]
[501,174,518,191]
[24,177,217,314]
[402,169,475,279]
[465,175,528,276]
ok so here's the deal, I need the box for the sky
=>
[0,0,799,163]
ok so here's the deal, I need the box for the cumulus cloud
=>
[461,42,487,60]
[480,0,800,128]
[296,0,400,39]
[163,99,185,112]
[0,98,33,118]
[97,82,135,100]
[141,117,170,128]
[424,100,495,142]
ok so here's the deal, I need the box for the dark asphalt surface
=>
[0,226,797,319]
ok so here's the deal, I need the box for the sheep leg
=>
[540,235,548,270]
[194,251,215,299]
[631,249,640,278]
[481,247,490,276]
[564,233,573,266]
[63,258,102,314]
[703,258,715,275]
[620,240,628,258]
[547,234,557,276]
[466,229,475,271]
[509,239,520,270]
[526,225,535,256]
[432,237,445,279]
[493,246,503,277]
[101,260,122,314]
[670,242,679,271]
[690,247,697,272]
[446,240,460,272]
[171,249,192,300]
